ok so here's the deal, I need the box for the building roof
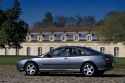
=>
[29,26,98,33]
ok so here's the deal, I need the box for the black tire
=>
[81,63,96,76]
[24,62,38,76]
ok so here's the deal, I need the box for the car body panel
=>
[16,46,114,73]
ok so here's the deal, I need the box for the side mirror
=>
[47,54,52,58]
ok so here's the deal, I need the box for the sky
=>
[0,0,125,27]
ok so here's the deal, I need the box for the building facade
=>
[0,27,125,57]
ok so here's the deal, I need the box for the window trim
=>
[100,47,105,53]
[27,47,31,56]
[73,35,79,41]
[38,47,42,56]
[114,47,119,57]
[69,48,86,57]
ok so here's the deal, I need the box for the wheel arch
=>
[23,61,39,71]
[80,61,97,72]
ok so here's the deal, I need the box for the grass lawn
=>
[114,57,125,70]
[0,56,125,70]
[0,56,26,66]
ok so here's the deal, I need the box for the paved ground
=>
[0,66,125,83]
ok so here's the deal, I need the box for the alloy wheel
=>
[25,62,37,76]
[82,63,95,76]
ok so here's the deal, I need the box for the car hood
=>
[20,56,43,61]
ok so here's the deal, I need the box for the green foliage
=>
[75,16,96,26]
[33,12,96,28]
[98,11,125,44]
[42,12,54,27]
[0,0,28,48]
[54,16,67,27]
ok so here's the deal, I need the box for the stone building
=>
[0,27,124,57]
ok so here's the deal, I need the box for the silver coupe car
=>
[17,46,114,76]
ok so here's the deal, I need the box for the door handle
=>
[64,57,68,59]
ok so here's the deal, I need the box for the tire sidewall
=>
[25,62,38,76]
[81,63,96,76]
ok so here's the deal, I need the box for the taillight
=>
[104,57,110,61]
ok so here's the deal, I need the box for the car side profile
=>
[17,46,114,76]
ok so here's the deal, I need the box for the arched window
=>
[100,47,105,53]
[37,36,43,42]
[26,36,31,42]
[27,47,31,56]
[61,34,67,41]
[38,47,42,56]
[73,34,79,41]
[50,47,54,51]
[49,35,55,41]
[86,34,92,41]
[114,47,119,57]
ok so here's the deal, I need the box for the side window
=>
[51,48,70,57]
[51,48,63,57]
[58,48,70,57]
[71,48,85,57]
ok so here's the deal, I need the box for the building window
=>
[37,36,43,42]
[26,36,31,42]
[114,47,119,57]
[49,35,55,41]
[100,47,105,53]
[87,35,92,41]
[5,48,9,55]
[16,48,19,55]
[38,47,42,56]
[73,35,79,41]
[50,47,54,51]
[27,47,31,56]
[61,35,67,41]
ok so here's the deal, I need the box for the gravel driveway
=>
[0,66,125,83]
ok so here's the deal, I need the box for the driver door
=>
[42,48,70,70]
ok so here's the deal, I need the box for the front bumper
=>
[16,61,25,71]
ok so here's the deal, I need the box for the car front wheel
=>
[24,62,38,76]
[81,63,96,76]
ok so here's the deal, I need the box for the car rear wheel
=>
[24,62,38,76]
[81,63,96,76]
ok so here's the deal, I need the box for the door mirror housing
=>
[47,54,52,58]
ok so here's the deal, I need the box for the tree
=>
[96,20,103,26]
[75,16,82,26]
[98,11,125,44]
[75,16,96,26]
[54,16,67,27]
[41,12,53,27]
[82,16,96,26]
[65,17,76,27]
[0,0,28,48]
[32,21,42,28]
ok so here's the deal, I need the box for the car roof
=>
[58,46,87,49]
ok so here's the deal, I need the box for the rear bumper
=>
[98,61,114,71]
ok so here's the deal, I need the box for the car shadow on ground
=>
[35,73,125,77]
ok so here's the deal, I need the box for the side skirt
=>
[39,69,80,72]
